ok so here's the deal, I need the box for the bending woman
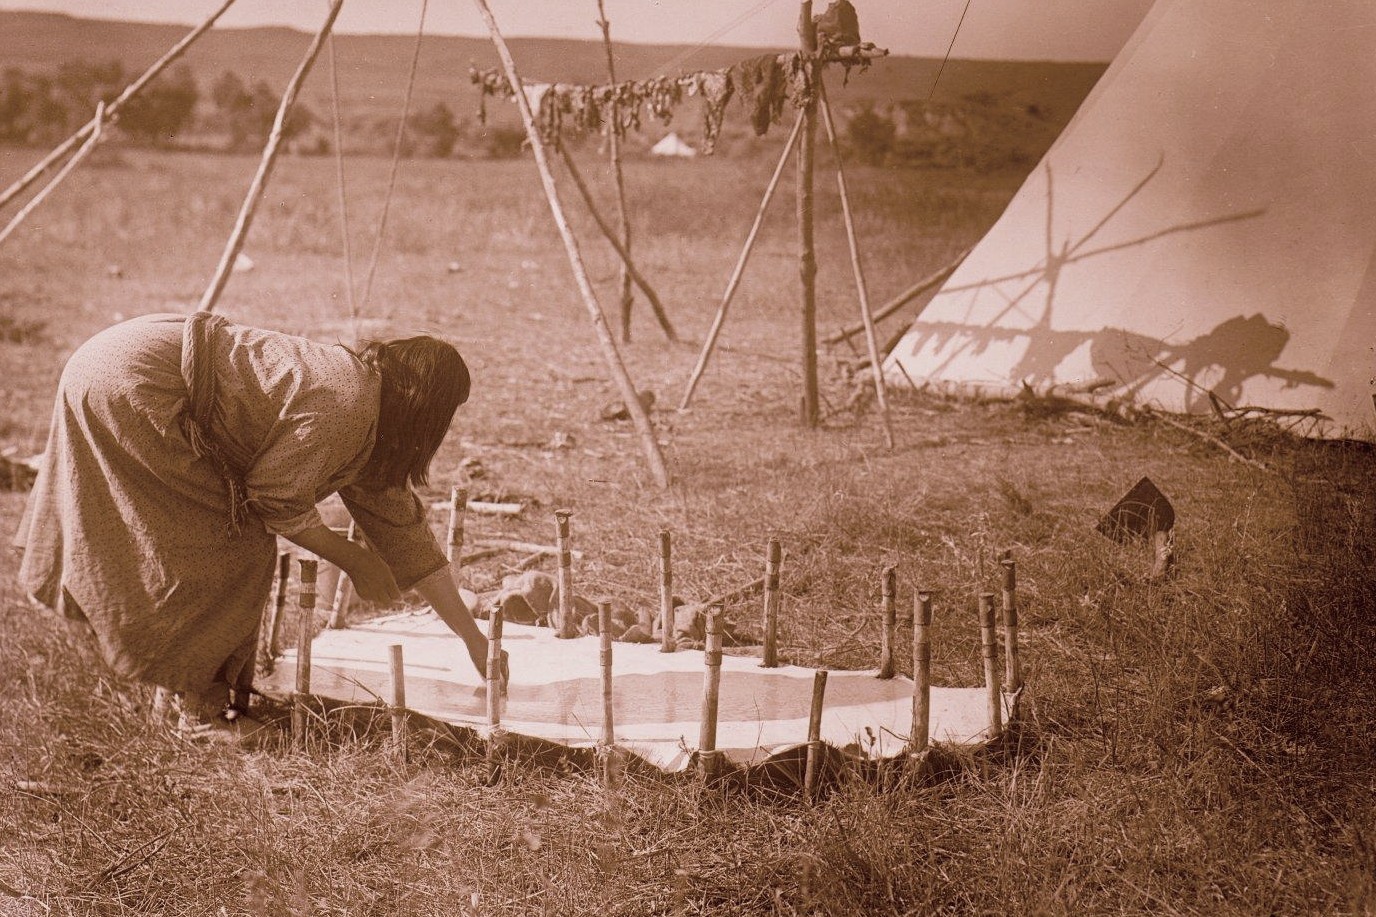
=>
[13,311,497,730]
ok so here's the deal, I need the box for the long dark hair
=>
[354,335,470,489]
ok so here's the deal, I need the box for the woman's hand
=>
[412,564,501,683]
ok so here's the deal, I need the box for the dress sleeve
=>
[244,408,365,538]
[339,482,449,590]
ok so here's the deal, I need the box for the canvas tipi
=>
[885,0,1376,441]
[650,132,698,158]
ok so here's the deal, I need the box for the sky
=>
[1,0,1155,61]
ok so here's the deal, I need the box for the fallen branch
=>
[1152,412,1276,475]
[198,0,344,313]
[472,538,584,561]
[430,499,525,517]
[706,574,767,607]
[458,547,503,565]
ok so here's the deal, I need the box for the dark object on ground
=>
[1096,476,1175,543]
[1,455,37,492]
[599,389,655,422]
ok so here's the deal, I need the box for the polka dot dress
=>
[13,313,447,694]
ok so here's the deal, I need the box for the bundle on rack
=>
[469,43,882,154]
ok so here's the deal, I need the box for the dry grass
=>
[1,147,1374,915]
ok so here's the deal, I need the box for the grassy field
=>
[1,145,1374,916]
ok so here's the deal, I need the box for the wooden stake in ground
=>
[486,606,505,728]
[447,485,469,565]
[599,601,615,745]
[263,551,291,662]
[0,103,105,251]
[698,607,724,780]
[818,78,894,449]
[595,0,635,344]
[879,565,897,678]
[198,0,345,315]
[0,0,236,213]
[796,2,821,428]
[979,592,1003,740]
[554,511,577,638]
[911,591,933,756]
[326,521,357,630]
[293,558,319,747]
[471,0,670,488]
[388,643,408,763]
[557,146,677,342]
[1001,557,1022,698]
[678,111,806,411]
[803,669,828,803]
[597,600,621,787]
[761,538,782,668]
[658,530,676,653]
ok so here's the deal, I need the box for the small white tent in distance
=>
[650,132,698,158]
[884,0,1376,441]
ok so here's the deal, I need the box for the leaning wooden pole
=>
[796,2,820,428]
[472,0,670,488]
[198,0,345,315]
[678,111,805,411]
[822,248,970,346]
[292,558,319,747]
[557,146,677,342]
[0,103,106,251]
[818,78,894,449]
[0,0,236,213]
[595,0,636,344]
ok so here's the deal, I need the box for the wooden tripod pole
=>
[678,111,805,411]
[818,78,894,449]
[0,103,104,250]
[473,0,670,488]
[198,0,345,315]
[822,248,970,346]
[0,0,236,213]
[797,2,821,428]
[595,0,636,344]
[557,145,678,342]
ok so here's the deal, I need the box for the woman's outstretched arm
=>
[412,564,505,682]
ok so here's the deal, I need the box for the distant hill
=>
[0,10,1106,162]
